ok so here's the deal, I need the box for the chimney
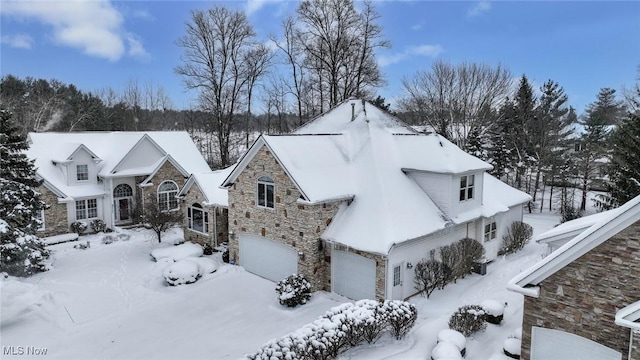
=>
[351,103,356,121]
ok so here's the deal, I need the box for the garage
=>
[332,250,376,300]
[238,234,298,282]
[530,327,621,360]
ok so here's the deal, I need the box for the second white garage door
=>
[239,234,298,282]
[332,250,376,300]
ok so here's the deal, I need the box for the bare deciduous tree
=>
[399,61,512,149]
[175,6,261,167]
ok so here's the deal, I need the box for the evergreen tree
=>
[596,88,640,209]
[585,88,626,126]
[0,107,49,276]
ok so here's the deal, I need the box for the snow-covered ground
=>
[1,209,569,360]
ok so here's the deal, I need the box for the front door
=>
[115,198,131,223]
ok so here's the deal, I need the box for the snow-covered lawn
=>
[1,213,560,360]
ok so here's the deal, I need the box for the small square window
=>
[77,164,89,181]
[460,174,475,201]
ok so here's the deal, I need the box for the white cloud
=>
[467,1,491,17]
[411,22,425,31]
[132,9,153,21]
[0,0,147,62]
[0,34,34,49]
[127,33,150,61]
[245,0,289,16]
[379,44,444,67]
[408,44,444,57]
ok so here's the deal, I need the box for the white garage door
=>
[531,327,621,360]
[239,234,298,282]
[332,250,376,300]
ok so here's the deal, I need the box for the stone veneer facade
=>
[140,161,187,213]
[180,182,228,247]
[520,220,640,360]
[38,185,69,237]
[228,146,387,298]
[632,330,640,360]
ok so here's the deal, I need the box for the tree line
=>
[1,0,638,215]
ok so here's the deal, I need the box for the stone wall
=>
[228,146,343,292]
[140,161,187,213]
[631,330,640,360]
[520,220,640,360]
[180,182,228,247]
[38,185,69,237]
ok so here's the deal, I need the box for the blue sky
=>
[1,0,638,114]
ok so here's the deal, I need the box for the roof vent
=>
[351,103,356,121]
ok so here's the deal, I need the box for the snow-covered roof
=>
[223,100,526,254]
[178,166,233,208]
[508,194,640,297]
[536,208,621,245]
[615,300,640,330]
[27,132,210,199]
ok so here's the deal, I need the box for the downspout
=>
[213,207,217,247]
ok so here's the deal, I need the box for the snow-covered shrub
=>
[150,242,203,262]
[183,257,217,275]
[499,221,533,255]
[162,260,201,286]
[249,300,418,360]
[90,219,107,233]
[73,241,90,250]
[414,250,448,298]
[116,233,130,241]
[481,299,505,325]
[384,300,417,340]
[101,235,116,245]
[457,238,485,277]
[448,305,487,337]
[437,329,466,357]
[431,341,463,360]
[275,274,312,307]
[503,337,521,359]
[203,243,213,255]
[439,243,459,283]
[70,221,87,235]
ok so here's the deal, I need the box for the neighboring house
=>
[177,167,232,247]
[221,99,530,301]
[27,132,211,237]
[508,195,640,360]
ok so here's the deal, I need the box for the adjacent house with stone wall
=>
[221,100,530,301]
[508,194,640,360]
[176,168,232,247]
[27,132,211,237]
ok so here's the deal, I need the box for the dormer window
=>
[459,174,475,201]
[77,164,89,181]
[257,176,274,209]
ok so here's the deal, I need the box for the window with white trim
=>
[76,164,89,181]
[484,219,497,241]
[76,199,97,220]
[393,265,401,286]
[187,203,209,234]
[35,209,45,231]
[114,183,133,197]
[257,176,274,209]
[459,174,475,201]
[158,181,179,211]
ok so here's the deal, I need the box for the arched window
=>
[113,184,133,198]
[158,181,179,211]
[257,176,274,209]
[187,203,209,233]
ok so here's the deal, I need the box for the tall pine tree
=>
[596,88,640,209]
[0,107,49,276]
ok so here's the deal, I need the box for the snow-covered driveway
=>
[1,228,344,359]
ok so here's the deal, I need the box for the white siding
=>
[387,223,473,300]
[115,138,164,173]
[406,172,452,215]
[482,204,524,260]
[68,149,97,186]
[450,172,483,217]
